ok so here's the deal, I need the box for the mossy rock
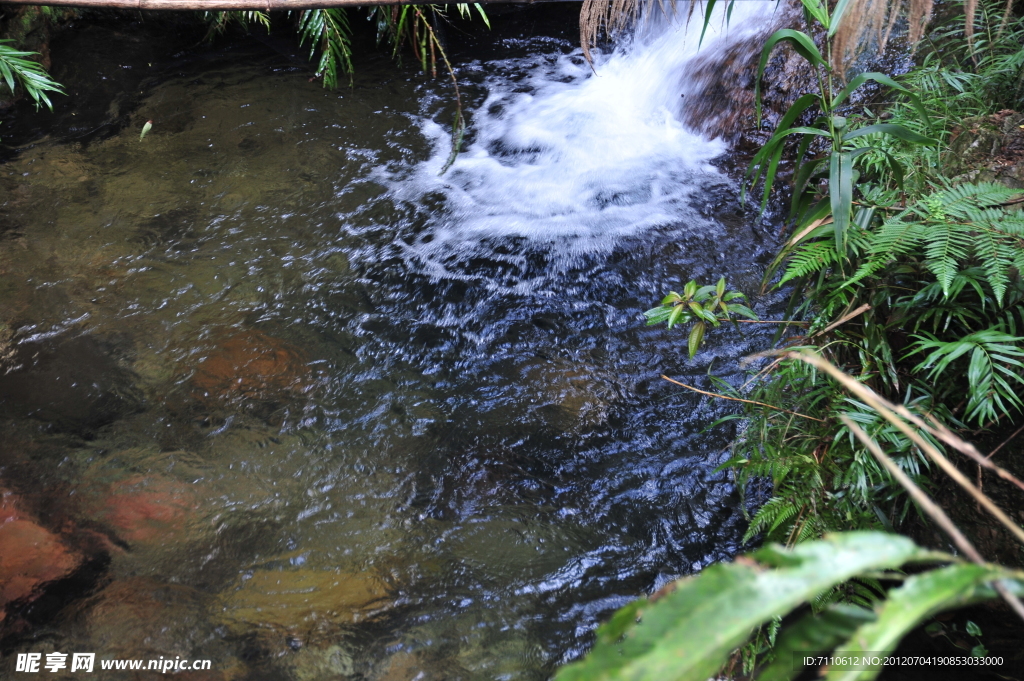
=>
[214,567,391,638]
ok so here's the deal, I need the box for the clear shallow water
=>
[0,5,778,679]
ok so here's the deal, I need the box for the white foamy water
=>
[389,0,779,264]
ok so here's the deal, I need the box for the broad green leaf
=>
[829,564,1024,681]
[828,0,854,36]
[688,301,714,323]
[643,306,673,325]
[554,533,929,681]
[688,321,706,358]
[798,0,830,30]
[842,123,937,146]
[724,303,758,320]
[694,284,718,300]
[760,604,876,681]
[667,304,685,329]
[830,151,853,255]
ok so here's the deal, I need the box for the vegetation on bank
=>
[566,0,1024,678]
[0,4,487,159]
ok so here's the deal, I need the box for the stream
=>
[0,3,782,679]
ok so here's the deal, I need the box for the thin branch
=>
[986,421,1024,460]
[918,412,1024,493]
[811,303,872,338]
[660,375,826,422]
[841,415,1024,624]
[791,351,1024,547]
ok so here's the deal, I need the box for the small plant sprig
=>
[644,277,757,358]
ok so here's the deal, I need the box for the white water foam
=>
[385,0,779,277]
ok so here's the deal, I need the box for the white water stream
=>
[393,0,779,266]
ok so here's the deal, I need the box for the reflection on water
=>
[0,6,776,680]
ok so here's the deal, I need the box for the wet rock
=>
[0,522,82,615]
[0,333,143,435]
[946,110,1024,188]
[214,567,390,640]
[189,329,313,407]
[681,2,805,144]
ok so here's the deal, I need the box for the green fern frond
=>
[781,241,839,284]
[909,330,1024,424]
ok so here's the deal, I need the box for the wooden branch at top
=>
[0,0,571,8]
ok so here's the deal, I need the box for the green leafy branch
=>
[297,8,354,89]
[0,39,63,111]
[644,277,757,358]
[747,0,937,257]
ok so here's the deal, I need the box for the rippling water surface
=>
[0,4,779,679]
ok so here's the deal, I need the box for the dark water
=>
[0,8,779,680]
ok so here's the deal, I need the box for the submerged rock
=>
[0,333,142,435]
[67,577,212,660]
[87,473,199,545]
[376,650,431,681]
[0,488,83,630]
[522,356,613,432]
[189,329,313,407]
[214,567,390,640]
[287,643,357,681]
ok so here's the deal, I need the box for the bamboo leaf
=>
[830,151,853,255]
[698,0,718,46]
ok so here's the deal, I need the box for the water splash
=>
[387,0,778,275]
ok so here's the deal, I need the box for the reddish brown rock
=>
[93,474,198,545]
[190,329,312,405]
[0,489,83,625]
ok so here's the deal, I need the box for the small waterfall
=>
[386,0,782,280]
